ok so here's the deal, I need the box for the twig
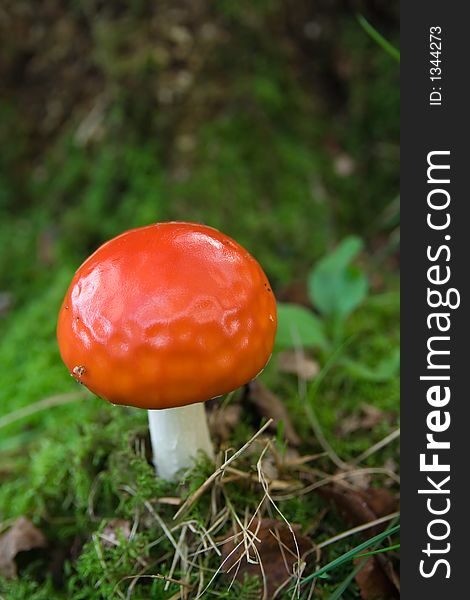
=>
[0,391,87,429]
[120,573,192,590]
[272,467,399,502]
[174,419,273,520]
[351,428,400,465]
[256,446,303,598]
[317,511,400,549]
[305,404,350,471]
[165,525,187,591]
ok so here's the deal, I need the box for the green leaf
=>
[308,236,368,321]
[275,303,327,349]
[340,348,400,382]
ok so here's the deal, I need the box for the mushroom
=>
[57,222,277,480]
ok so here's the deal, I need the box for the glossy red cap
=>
[57,222,277,409]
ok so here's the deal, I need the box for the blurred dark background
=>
[0,0,399,302]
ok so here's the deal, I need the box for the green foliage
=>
[275,303,327,350]
[308,236,368,324]
[0,271,75,433]
[66,527,170,600]
[198,574,262,599]
[276,237,369,352]
[0,576,59,600]
[340,348,400,382]
[271,250,399,468]
[277,494,326,528]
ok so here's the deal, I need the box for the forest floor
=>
[0,1,399,598]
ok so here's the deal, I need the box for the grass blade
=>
[327,558,367,600]
[356,543,400,558]
[357,15,400,62]
[301,523,400,584]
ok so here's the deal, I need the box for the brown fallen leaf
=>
[364,488,399,519]
[0,517,46,578]
[207,404,242,442]
[317,483,398,533]
[333,152,356,177]
[346,469,372,490]
[336,403,388,437]
[37,227,57,266]
[221,518,312,598]
[0,292,13,318]
[317,483,400,598]
[277,350,320,380]
[100,519,131,548]
[318,484,377,531]
[355,556,398,599]
[246,381,301,446]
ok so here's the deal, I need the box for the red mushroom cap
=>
[57,222,277,409]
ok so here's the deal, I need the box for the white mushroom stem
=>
[148,402,215,481]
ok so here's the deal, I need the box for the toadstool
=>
[57,222,277,480]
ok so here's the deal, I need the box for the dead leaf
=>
[100,519,131,548]
[259,455,279,480]
[364,488,398,519]
[333,153,356,177]
[318,484,377,530]
[316,483,400,597]
[37,227,57,266]
[221,518,312,598]
[208,404,242,442]
[355,556,398,599]
[317,484,398,533]
[336,403,388,437]
[0,517,46,578]
[0,292,13,318]
[346,470,372,490]
[277,351,320,380]
[246,381,301,446]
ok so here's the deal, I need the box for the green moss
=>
[0,576,60,600]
